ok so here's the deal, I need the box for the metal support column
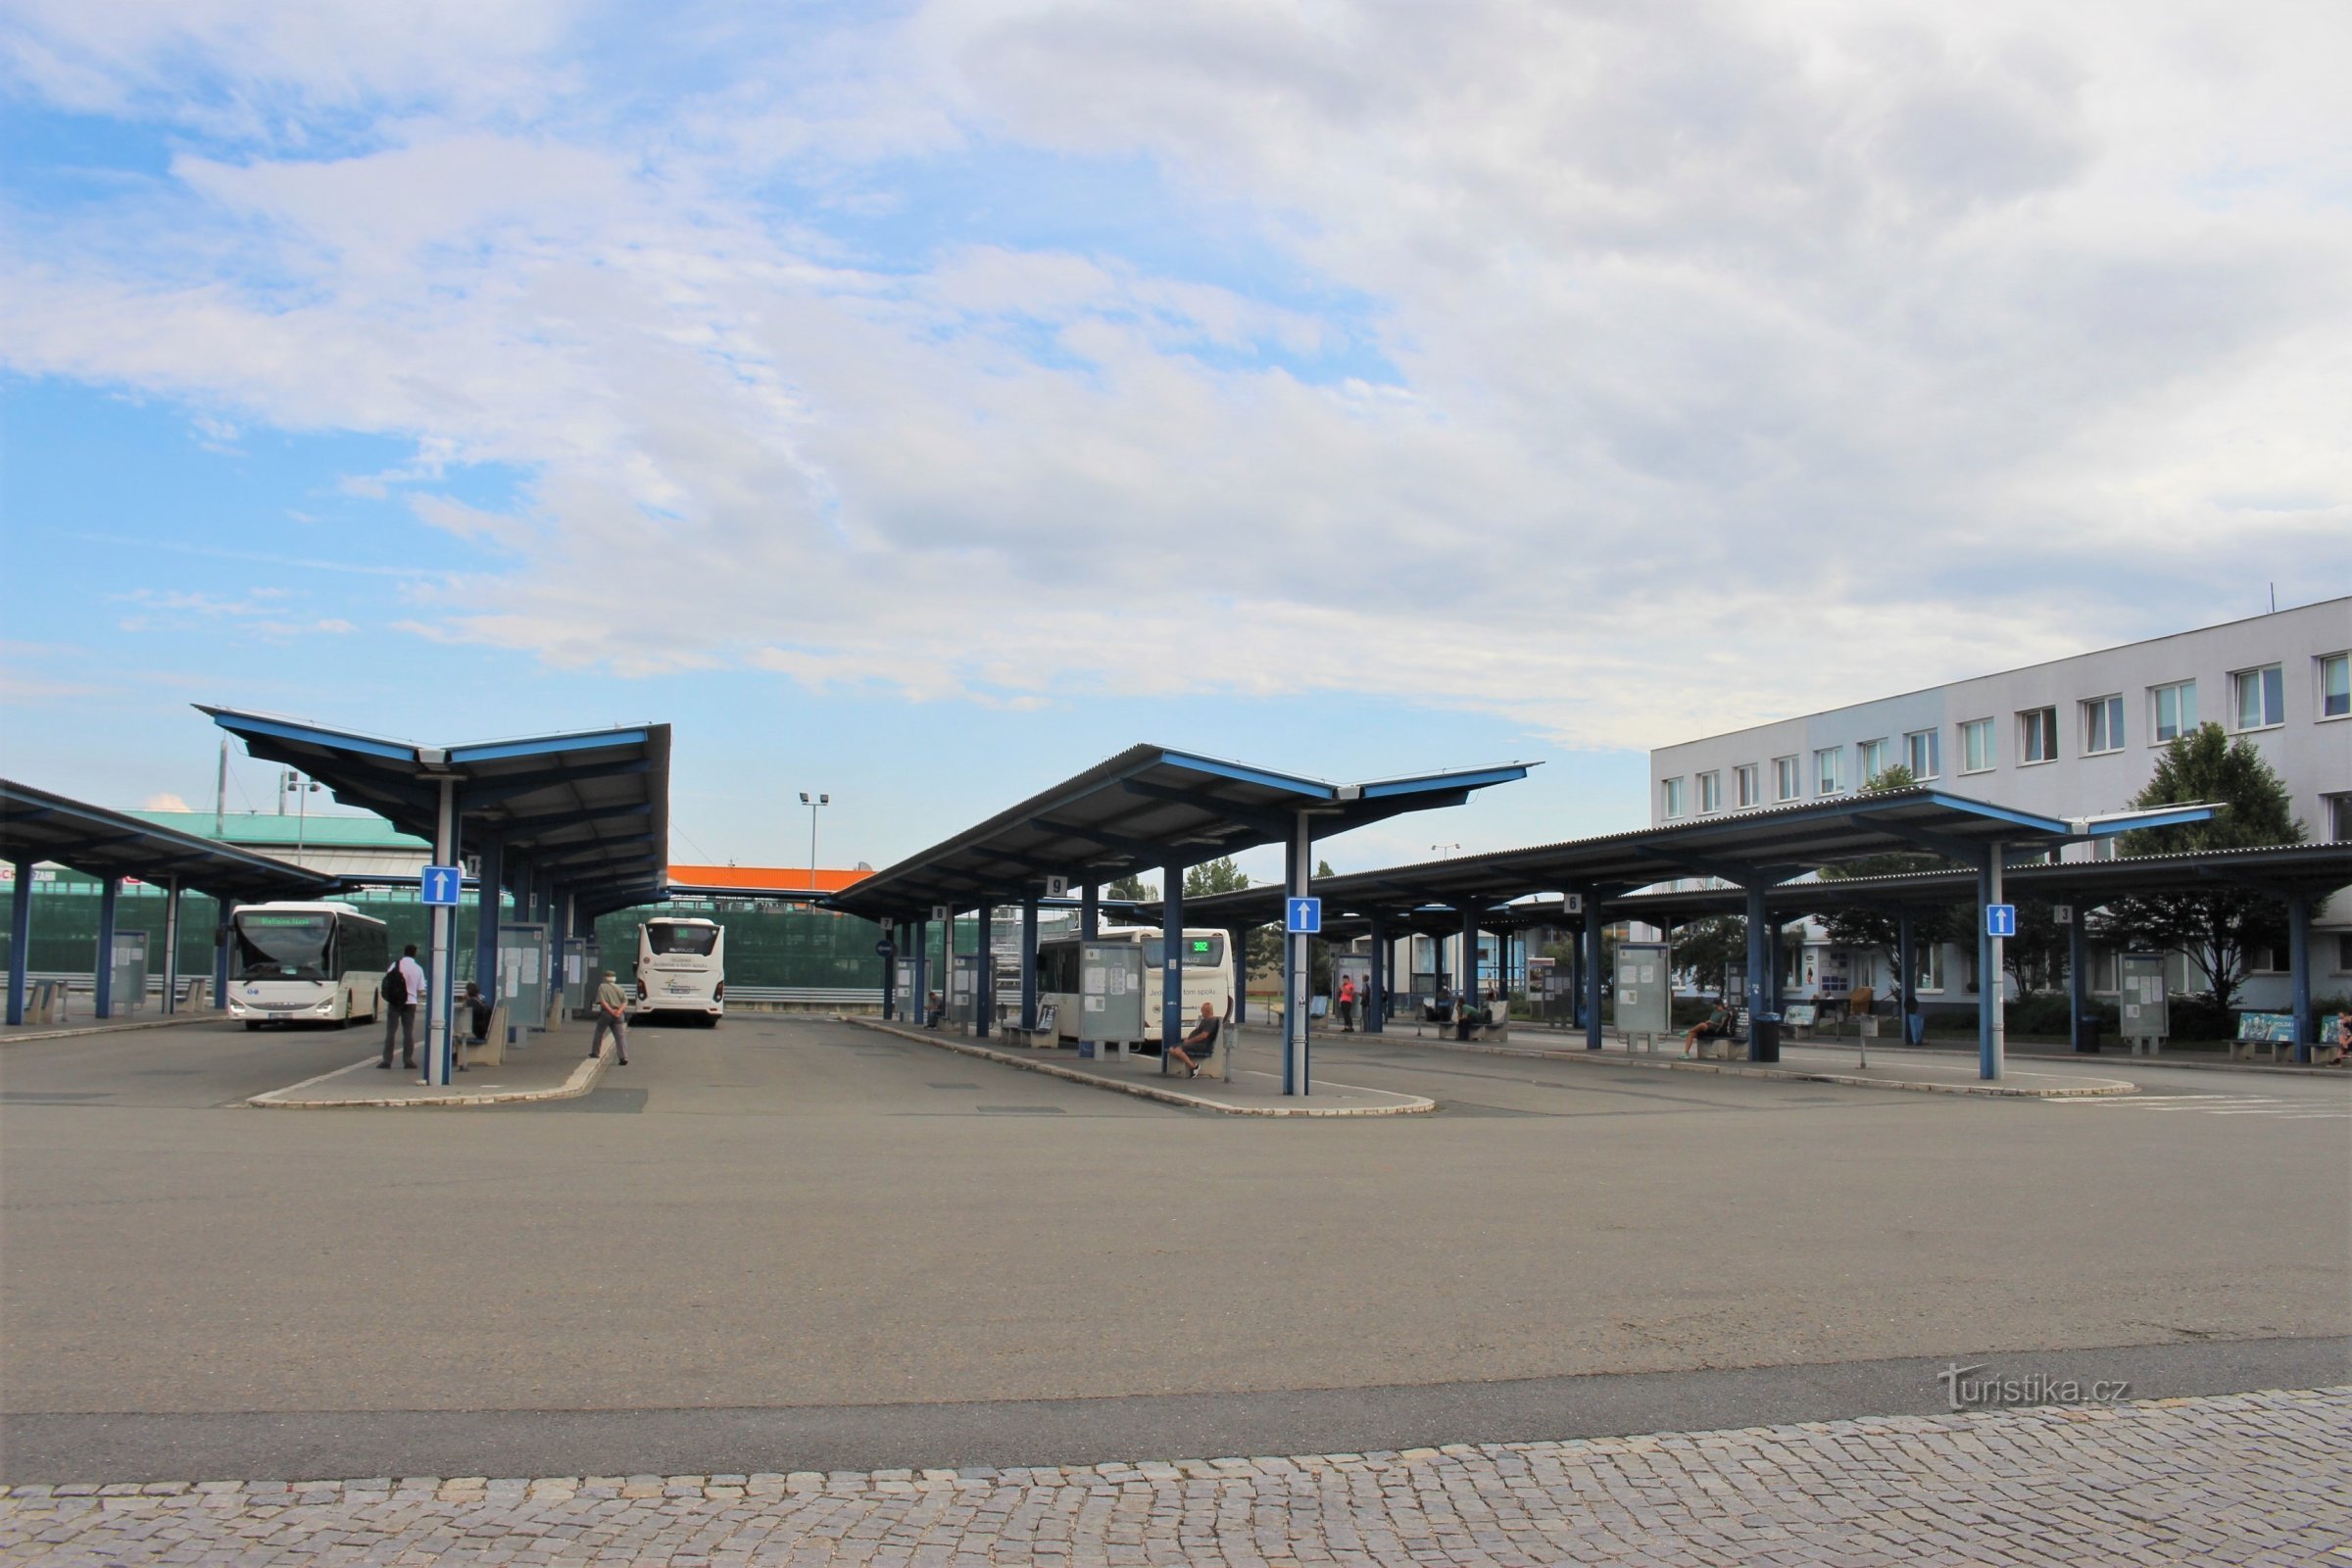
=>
[974,902,994,1038]
[1743,884,1769,1061]
[427,777,460,1086]
[1284,814,1310,1095]
[94,876,120,1018]
[474,833,503,999]
[1460,905,1480,1014]
[1583,895,1604,1050]
[1230,927,1250,1022]
[6,858,31,1026]
[1019,896,1040,1031]
[1366,914,1387,1035]
[2286,890,2313,1065]
[906,917,928,1026]
[2068,907,2089,1053]
[1158,860,1184,1074]
[1978,845,2004,1082]
[213,899,234,1008]
[1898,905,1916,1042]
[1076,884,1099,1053]
[162,877,181,1014]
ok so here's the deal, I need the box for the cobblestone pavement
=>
[4,1388,2342,1566]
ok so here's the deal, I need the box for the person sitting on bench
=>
[1171,1001,1221,1078]
[1683,1001,1735,1058]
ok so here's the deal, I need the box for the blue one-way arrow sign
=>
[1286,897,1322,935]
[1985,903,2017,938]
[420,864,463,906]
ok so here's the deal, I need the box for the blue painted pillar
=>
[1743,884,1769,1060]
[1159,860,1184,1074]
[213,899,234,1008]
[974,902,994,1038]
[94,876,121,1018]
[1898,906,1916,1041]
[2286,890,2313,1064]
[1583,895,1604,1050]
[1076,884,1099,1052]
[1230,928,1250,1023]
[2068,907,2089,1053]
[161,879,181,1013]
[1977,847,2003,1081]
[1770,919,1788,1010]
[1460,906,1480,1020]
[1366,913,1387,1035]
[474,833,503,999]
[907,917,928,1026]
[6,858,32,1026]
[1283,825,1307,1095]
[1019,896,1040,1030]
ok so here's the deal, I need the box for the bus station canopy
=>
[200,709,672,916]
[1183,787,2221,929]
[828,746,1531,923]
[1,778,340,902]
[1606,840,2352,925]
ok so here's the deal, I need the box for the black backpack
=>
[380,963,409,1006]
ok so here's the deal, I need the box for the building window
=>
[1856,738,1888,784]
[1697,771,1722,813]
[2082,694,2124,755]
[2328,794,2352,844]
[1904,727,1940,780]
[1918,943,1946,993]
[1661,777,1686,818]
[1773,756,1800,802]
[2335,933,2352,974]
[1735,764,1760,808]
[2020,707,2058,763]
[1960,717,1994,773]
[2246,945,2284,975]
[2321,652,2350,719]
[2150,679,2196,743]
[1815,747,1844,796]
[2231,663,2284,729]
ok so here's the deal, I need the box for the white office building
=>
[1646,596,2351,1010]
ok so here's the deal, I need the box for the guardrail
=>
[722,986,884,1008]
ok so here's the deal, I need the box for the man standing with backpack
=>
[379,943,426,1070]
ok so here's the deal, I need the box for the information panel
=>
[1613,941,1672,1037]
[1080,940,1146,1046]
[2118,953,2169,1041]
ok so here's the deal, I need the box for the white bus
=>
[634,916,725,1023]
[1035,924,1233,1051]
[226,902,390,1030]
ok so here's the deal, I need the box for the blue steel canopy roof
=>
[827,746,1531,921]
[1182,787,2215,926]
[199,709,671,916]
[1,779,342,902]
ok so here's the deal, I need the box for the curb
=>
[247,1049,611,1109]
[1499,1024,2344,1077]
[1,1015,227,1046]
[852,1019,1434,1117]
[1348,1033,2137,1099]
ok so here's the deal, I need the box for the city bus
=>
[634,916,725,1023]
[1035,924,1234,1051]
[226,902,390,1030]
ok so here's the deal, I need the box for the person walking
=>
[378,943,425,1070]
[590,968,630,1065]
[1337,974,1357,1033]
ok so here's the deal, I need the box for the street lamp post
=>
[280,769,320,862]
[799,792,830,896]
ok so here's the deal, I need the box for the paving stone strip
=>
[3,1388,2341,1565]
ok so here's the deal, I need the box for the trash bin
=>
[1750,1012,1782,1062]
[2073,1017,2102,1054]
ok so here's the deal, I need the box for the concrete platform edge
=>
[852,1018,1433,1116]
[1377,1033,2137,1098]
[246,1050,611,1109]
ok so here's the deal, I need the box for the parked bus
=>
[634,916,725,1023]
[1035,924,1233,1050]
[226,902,390,1030]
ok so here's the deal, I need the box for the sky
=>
[3,0,2348,888]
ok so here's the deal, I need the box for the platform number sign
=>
[1286,897,1322,935]
[420,864,463,907]
[1984,903,2018,938]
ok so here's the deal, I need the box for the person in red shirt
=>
[1337,974,1357,1033]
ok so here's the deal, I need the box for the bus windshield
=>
[1142,935,1224,968]
[646,924,719,956]
[234,912,332,980]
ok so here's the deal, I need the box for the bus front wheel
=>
[243,1021,263,1032]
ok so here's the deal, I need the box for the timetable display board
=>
[1080,940,1146,1043]
[2118,953,2169,1041]
[1614,942,1672,1037]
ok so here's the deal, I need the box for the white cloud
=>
[3,0,2347,751]
[143,791,192,811]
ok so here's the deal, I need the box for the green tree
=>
[1817,760,1966,981]
[1669,915,1803,997]
[1183,857,1249,898]
[1862,761,1919,794]
[1315,858,1336,880]
[2094,722,2305,1011]
[1102,872,1156,903]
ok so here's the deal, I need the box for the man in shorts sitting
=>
[1683,1001,1735,1058]
[1170,1001,1221,1078]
